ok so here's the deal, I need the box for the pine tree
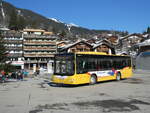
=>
[59,30,66,38]
[8,9,18,30]
[30,20,38,29]
[52,27,57,35]
[9,9,27,30]
[17,16,26,30]
[0,32,7,63]
[147,27,150,34]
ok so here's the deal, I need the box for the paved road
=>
[0,70,150,113]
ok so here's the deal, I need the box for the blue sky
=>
[4,0,150,33]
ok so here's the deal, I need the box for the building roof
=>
[93,40,114,49]
[120,33,144,40]
[0,27,9,31]
[60,40,92,51]
[44,32,53,35]
[136,39,150,46]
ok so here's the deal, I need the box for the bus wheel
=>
[90,75,97,85]
[116,72,121,81]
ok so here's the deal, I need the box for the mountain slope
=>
[0,1,128,37]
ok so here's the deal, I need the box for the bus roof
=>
[76,52,107,55]
[75,51,130,57]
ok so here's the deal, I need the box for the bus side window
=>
[122,60,126,68]
[97,59,102,71]
[113,60,122,69]
[113,60,117,69]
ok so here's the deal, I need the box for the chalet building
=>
[121,33,144,47]
[57,41,68,48]
[137,39,150,54]
[106,35,119,45]
[23,29,57,72]
[139,45,150,53]
[86,38,96,44]
[93,40,115,54]
[117,33,144,55]
[59,40,93,53]
[1,30,24,69]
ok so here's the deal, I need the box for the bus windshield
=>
[54,54,74,76]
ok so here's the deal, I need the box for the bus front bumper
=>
[51,75,76,85]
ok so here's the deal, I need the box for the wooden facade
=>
[93,40,115,54]
[60,41,93,53]
[139,45,150,53]
[60,40,115,54]
[107,35,118,45]
[57,41,68,48]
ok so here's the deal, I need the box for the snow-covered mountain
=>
[49,18,63,23]
[0,1,126,37]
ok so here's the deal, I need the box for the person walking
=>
[1,70,6,83]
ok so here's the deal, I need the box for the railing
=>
[23,47,56,51]
[6,47,23,50]
[2,33,22,37]
[24,53,54,57]
[7,53,23,57]
[4,40,23,44]
[23,34,57,39]
[24,60,48,63]
[24,41,56,45]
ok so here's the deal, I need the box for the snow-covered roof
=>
[93,40,114,49]
[60,40,92,51]
[138,39,150,46]
[120,33,144,40]
[67,23,79,27]
[0,27,9,31]
[49,18,63,23]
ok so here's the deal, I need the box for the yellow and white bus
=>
[51,52,132,85]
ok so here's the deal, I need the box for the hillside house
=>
[138,39,150,53]
[118,33,144,54]
[93,40,115,54]
[59,40,93,53]
[121,33,144,47]
[57,41,68,48]
[107,35,119,45]
[139,45,150,53]
[86,38,96,44]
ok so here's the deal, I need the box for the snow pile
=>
[49,18,63,23]
[0,1,5,19]
[67,23,79,27]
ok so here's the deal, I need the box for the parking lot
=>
[0,70,150,113]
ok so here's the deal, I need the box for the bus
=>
[51,52,132,85]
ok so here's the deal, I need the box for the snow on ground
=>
[0,1,5,19]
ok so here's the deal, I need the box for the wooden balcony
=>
[7,53,23,57]
[24,60,48,63]
[4,40,23,44]
[6,47,23,50]
[2,33,22,38]
[24,41,56,45]
[24,53,54,57]
[23,47,56,51]
[23,34,57,40]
